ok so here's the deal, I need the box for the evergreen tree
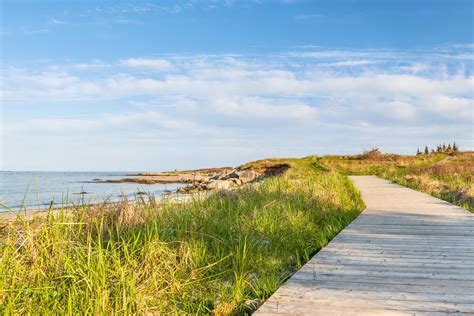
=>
[447,143,452,152]
[437,145,442,153]
[424,146,429,155]
[416,148,421,155]
[431,149,435,154]
[453,141,459,152]
[442,143,447,152]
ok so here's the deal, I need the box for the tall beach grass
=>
[0,157,364,314]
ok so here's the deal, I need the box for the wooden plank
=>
[333,240,474,248]
[327,243,474,251]
[336,232,474,241]
[339,227,474,234]
[270,286,474,305]
[318,248,474,259]
[304,273,474,288]
[257,306,429,316]
[256,176,474,315]
[309,263,474,279]
[262,286,474,312]
[311,257,474,269]
[334,236,474,245]
[333,242,474,248]
[293,268,474,281]
[261,294,474,313]
[294,279,474,296]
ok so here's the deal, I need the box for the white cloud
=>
[1,47,474,169]
[428,95,473,119]
[320,59,376,67]
[3,56,473,127]
[399,63,428,73]
[284,49,401,60]
[22,28,49,36]
[4,111,211,134]
[72,60,111,69]
[120,58,172,71]
[211,97,317,120]
[384,101,417,121]
[434,53,474,60]
[48,18,65,25]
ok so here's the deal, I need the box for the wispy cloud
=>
[22,27,49,36]
[399,63,428,73]
[120,58,173,71]
[3,47,472,124]
[2,45,472,170]
[319,59,376,67]
[71,60,111,69]
[4,111,211,134]
[48,18,65,25]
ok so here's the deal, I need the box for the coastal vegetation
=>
[320,150,473,212]
[417,142,459,155]
[1,151,472,314]
[0,157,364,314]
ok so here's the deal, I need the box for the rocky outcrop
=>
[95,163,289,194]
[177,168,262,193]
[96,167,232,185]
[231,169,259,183]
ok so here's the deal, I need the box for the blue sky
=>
[1,0,473,171]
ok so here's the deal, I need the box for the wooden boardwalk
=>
[256,176,474,315]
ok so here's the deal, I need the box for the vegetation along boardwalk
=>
[256,176,474,315]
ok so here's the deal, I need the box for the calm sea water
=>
[0,171,184,211]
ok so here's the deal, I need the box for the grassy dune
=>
[2,152,471,314]
[319,151,473,212]
[0,157,364,314]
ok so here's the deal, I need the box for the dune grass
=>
[319,152,473,212]
[0,157,364,314]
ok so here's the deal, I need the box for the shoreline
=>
[96,167,233,184]
[0,192,208,222]
[1,162,290,222]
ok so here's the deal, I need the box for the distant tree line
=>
[416,142,459,155]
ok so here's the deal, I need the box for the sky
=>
[1,0,473,171]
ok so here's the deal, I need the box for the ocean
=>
[0,171,184,211]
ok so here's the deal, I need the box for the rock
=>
[177,187,189,193]
[206,180,235,190]
[235,169,259,183]
[192,180,203,186]
[175,168,260,193]
[204,181,217,189]
[222,169,240,179]
[230,178,243,186]
[74,191,89,195]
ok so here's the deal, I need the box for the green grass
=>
[319,152,473,212]
[4,152,469,314]
[0,157,364,314]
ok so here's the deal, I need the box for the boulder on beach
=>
[206,179,236,190]
[235,169,259,183]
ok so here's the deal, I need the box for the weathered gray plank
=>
[256,176,474,315]
[306,273,474,288]
[318,248,474,259]
[311,257,474,269]
[296,280,474,296]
